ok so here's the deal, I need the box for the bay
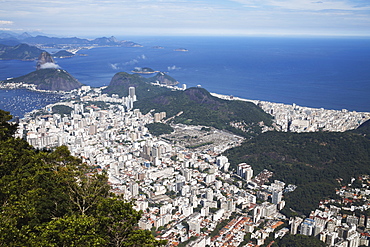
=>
[0,89,62,118]
[1,36,369,115]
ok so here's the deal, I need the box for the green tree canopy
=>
[272,234,326,247]
[0,111,165,246]
[0,109,17,140]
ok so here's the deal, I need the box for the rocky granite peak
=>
[36,52,56,70]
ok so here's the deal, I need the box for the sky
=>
[1,0,370,37]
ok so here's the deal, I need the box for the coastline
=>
[1,81,369,133]
[210,92,370,132]
[0,82,70,95]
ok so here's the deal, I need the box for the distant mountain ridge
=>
[0,31,142,48]
[0,43,45,60]
[0,31,143,60]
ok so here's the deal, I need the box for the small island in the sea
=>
[174,48,188,52]
[152,46,164,49]
[52,50,75,58]
[132,67,159,74]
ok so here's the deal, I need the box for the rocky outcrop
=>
[36,52,55,70]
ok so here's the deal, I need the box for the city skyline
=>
[1,0,370,37]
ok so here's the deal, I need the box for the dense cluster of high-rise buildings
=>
[14,86,370,246]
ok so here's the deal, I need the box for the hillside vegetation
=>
[5,68,83,91]
[103,72,170,99]
[351,119,370,138]
[135,87,273,137]
[224,130,370,215]
[0,43,44,60]
[104,71,370,216]
[0,109,166,246]
[104,72,273,137]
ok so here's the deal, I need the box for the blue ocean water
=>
[0,36,370,116]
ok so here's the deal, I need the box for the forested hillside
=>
[135,87,273,137]
[0,110,165,246]
[224,130,370,215]
[104,72,273,137]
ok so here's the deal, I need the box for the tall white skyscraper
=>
[237,163,253,182]
[129,86,136,101]
[272,190,282,205]
[130,182,139,198]
[300,218,315,236]
[206,188,213,201]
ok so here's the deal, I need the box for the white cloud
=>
[0,0,369,37]
[109,63,120,70]
[40,62,60,69]
[124,59,139,66]
[167,65,181,71]
[230,0,370,11]
[0,20,13,25]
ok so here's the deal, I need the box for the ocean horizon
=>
[1,36,370,117]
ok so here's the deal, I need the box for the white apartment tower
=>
[272,190,283,205]
[129,86,137,101]
[237,163,253,181]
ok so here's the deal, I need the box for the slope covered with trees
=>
[0,43,44,60]
[224,130,370,215]
[5,68,83,91]
[0,110,165,246]
[271,234,326,247]
[103,72,170,99]
[104,72,273,137]
[135,87,273,137]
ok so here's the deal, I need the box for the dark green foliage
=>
[178,236,198,247]
[0,43,44,60]
[209,219,229,238]
[135,87,273,137]
[0,109,17,140]
[272,234,326,247]
[150,72,178,85]
[224,131,370,215]
[104,72,272,137]
[103,72,169,98]
[145,122,174,136]
[0,112,165,246]
[238,232,252,247]
[351,119,370,139]
[52,105,73,116]
[53,50,75,58]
